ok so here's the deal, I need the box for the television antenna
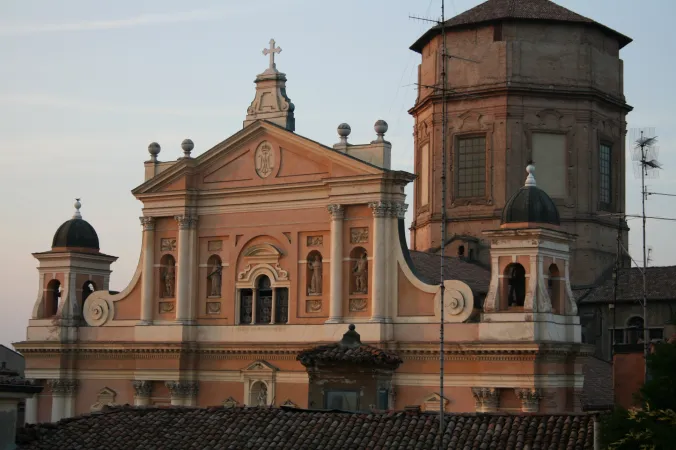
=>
[408,2,478,445]
[630,127,661,381]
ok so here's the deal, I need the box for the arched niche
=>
[44,279,61,318]
[249,380,269,407]
[349,247,368,295]
[159,254,176,299]
[206,254,223,298]
[306,250,323,296]
[548,264,562,314]
[501,263,525,309]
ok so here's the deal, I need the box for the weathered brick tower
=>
[408,0,632,286]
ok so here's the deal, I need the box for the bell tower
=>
[30,199,117,328]
[408,0,632,286]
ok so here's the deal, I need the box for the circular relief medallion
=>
[254,141,275,179]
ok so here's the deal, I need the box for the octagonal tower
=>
[408,0,632,286]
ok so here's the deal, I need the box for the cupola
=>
[51,199,100,252]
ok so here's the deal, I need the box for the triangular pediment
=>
[133,121,384,196]
[243,360,278,372]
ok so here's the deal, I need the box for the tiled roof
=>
[409,250,491,295]
[0,361,42,394]
[410,0,631,52]
[579,266,676,304]
[16,406,597,450]
[581,356,614,411]
[298,324,403,368]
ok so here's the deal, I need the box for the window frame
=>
[599,141,613,211]
[454,134,488,200]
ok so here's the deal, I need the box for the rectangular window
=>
[532,133,566,198]
[456,136,486,198]
[600,143,612,207]
[419,143,429,206]
[325,390,359,411]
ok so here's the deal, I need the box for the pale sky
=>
[1,0,675,347]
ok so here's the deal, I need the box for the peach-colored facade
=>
[16,42,590,422]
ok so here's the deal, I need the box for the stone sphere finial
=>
[374,120,388,140]
[337,123,351,146]
[181,139,194,159]
[525,163,536,187]
[148,142,161,162]
[73,198,82,219]
[348,324,356,331]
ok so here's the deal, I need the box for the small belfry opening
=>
[548,264,562,313]
[81,281,96,317]
[503,263,526,309]
[44,279,61,317]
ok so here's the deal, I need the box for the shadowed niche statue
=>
[162,265,175,298]
[353,253,368,294]
[208,261,222,297]
[307,255,322,295]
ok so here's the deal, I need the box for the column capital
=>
[515,388,542,412]
[368,201,389,218]
[132,380,152,398]
[48,379,79,395]
[139,216,156,231]
[327,204,344,220]
[174,215,198,230]
[388,202,408,219]
[165,380,199,397]
[471,387,500,412]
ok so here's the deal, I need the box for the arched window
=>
[626,316,644,344]
[548,264,561,313]
[159,255,176,298]
[45,279,61,317]
[504,263,526,308]
[238,274,289,325]
[350,247,368,295]
[206,255,222,298]
[255,276,273,324]
[249,380,268,406]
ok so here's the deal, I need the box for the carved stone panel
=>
[208,240,223,252]
[206,302,221,315]
[349,298,367,312]
[161,238,176,252]
[306,236,323,247]
[306,299,322,313]
[159,301,175,314]
[350,227,369,244]
[254,141,275,179]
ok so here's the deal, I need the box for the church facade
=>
[14,1,626,424]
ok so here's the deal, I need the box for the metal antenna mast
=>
[409,4,478,445]
[631,128,661,381]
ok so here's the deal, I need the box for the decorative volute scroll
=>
[421,393,449,412]
[90,387,117,412]
[433,280,474,323]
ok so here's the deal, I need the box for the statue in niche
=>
[353,253,368,294]
[307,255,322,295]
[208,261,222,297]
[162,265,175,298]
[257,383,268,406]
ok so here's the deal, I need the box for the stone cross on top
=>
[262,38,282,71]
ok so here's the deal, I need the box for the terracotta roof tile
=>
[410,0,631,52]
[409,250,491,295]
[581,356,614,410]
[16,406,597,450]
[579,266,676,304]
